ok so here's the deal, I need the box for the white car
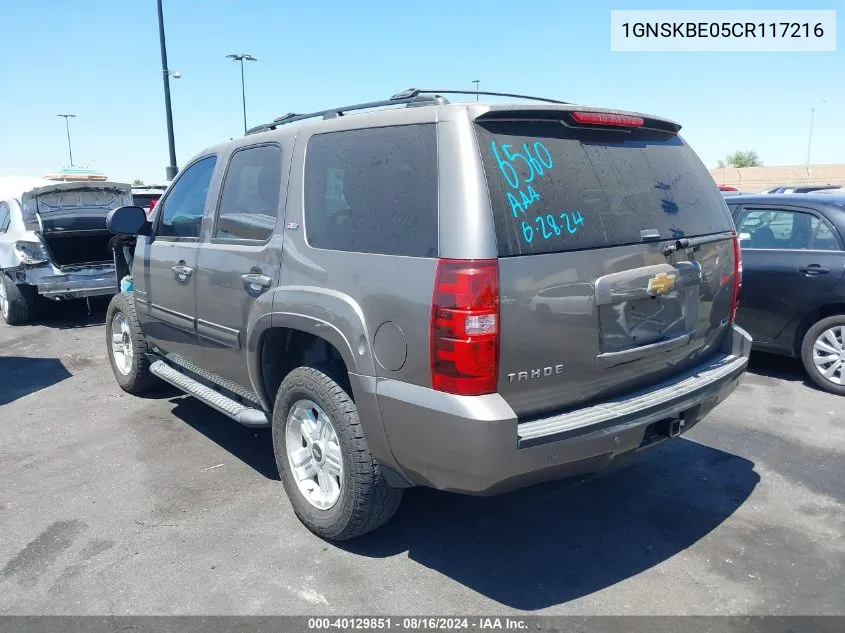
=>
[0,181,132,324]
[528,282,595,318]
[131,185,168,218]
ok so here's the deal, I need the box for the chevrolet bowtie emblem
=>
[647,272,677,296]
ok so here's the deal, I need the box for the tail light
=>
[730,232,742,323]
[571,111,644,127]
[431,259,499,395]
[14,241,49,265]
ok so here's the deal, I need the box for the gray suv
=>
[105,89,751,540]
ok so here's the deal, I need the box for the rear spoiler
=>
[475,107,682,135]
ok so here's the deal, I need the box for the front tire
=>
[0,274,36,325]
[105,292,159,394]
[801,315,845,396]
[272,366,403,540]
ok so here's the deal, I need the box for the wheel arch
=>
[255,321,354,407]
[794,301,845,357]
[247,317,403,479]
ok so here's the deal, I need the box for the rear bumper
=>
[375,325,752,494]
[21,264,117,299]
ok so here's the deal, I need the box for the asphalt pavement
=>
[1,300,843,615]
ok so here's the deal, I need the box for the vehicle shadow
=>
[747,351,804,381]
[140,384,758,610]
[129,382,182,400]
[343,439,759,610]
[746,350,826,392]
[167,395,279,480]
[0,356,72,405]
[28,297,109,329]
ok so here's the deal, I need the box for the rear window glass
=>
[475,121,732,256]
[0,202,10,232]
[304,124,438,257]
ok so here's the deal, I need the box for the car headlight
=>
[14,241,49,265]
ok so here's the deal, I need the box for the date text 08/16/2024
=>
[490,140,585,245]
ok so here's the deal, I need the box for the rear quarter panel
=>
[271,109,446,386]
[0,201,40,269]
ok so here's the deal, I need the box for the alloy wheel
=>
[285,399,344,510]
[110,312,133,375]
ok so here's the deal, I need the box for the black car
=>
[727,193,845,394]
[760,185,842,194]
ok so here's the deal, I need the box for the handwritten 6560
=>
[490,140,554,217]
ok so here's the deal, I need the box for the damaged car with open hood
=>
[0,180,131,324]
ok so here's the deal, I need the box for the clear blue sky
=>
[0,0,841,184]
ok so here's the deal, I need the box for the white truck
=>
[0,180,132,324]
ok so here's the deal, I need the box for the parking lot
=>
[1,301,843,616]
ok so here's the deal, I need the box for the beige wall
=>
[709,163,845,192]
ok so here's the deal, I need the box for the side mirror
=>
[107,206,151,235]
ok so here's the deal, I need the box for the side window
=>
[737,209,820,250]
[304,124,438,257]
[214,145,282,241]
[0,202,10,233]
[811,219,842,251]
[157,156,217,238]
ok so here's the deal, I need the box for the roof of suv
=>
[250,104,679,135]
[196,94,682,163]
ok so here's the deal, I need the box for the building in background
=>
[43,166,108,182]
[710,163,845,192]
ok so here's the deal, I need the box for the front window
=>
[157,156,217,239]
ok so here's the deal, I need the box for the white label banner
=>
[611,10,836,51]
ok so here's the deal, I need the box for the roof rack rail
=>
[392,88,568,105]
[245,92,449,135]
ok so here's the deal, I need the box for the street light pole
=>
[57,114,76,166]
[806,107,815,169]
[226,53,258,134]
[472,79,480,101]
[806,99,827,169]
[157,0,178,181]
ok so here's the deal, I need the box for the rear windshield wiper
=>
[662,233,732,256]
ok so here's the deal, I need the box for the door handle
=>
[241,273,272,293]
[171,264,194,282]
[798,264,831,276]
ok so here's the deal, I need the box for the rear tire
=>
[105,292,159,394]
[272,366,403,540]
[800,315,845,396]
[0,274,36,325]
